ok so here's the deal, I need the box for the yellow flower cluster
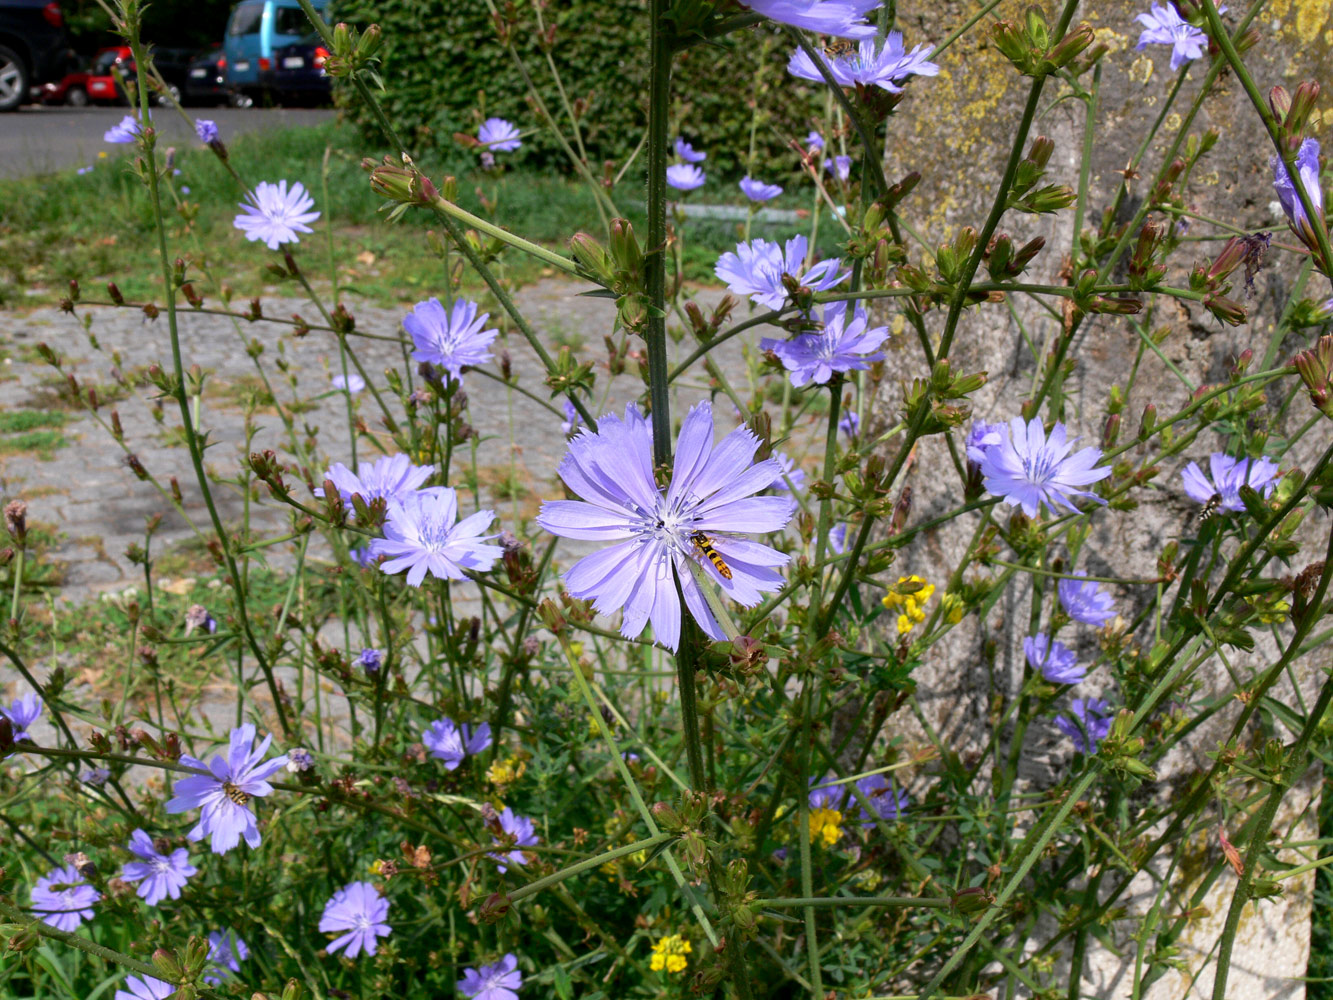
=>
[650,934,692,974]
[808,807,844,847]
[486,756,526,788]
[882,575,936,634]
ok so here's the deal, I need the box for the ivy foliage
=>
[333,0,825,181]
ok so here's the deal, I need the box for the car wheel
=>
[230,91,254,109]
[0,45,29,113]
[65,86,89,108]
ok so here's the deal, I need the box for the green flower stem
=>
[507,832,676,904]
[426,194,582,276]
[1210,530,1333,1000]
[125,5,291,741]
[561,631,720,948]
[1200,0,1333,281]
[936,0,1080,361]
[0,898,226,998]
[761,895,951,910]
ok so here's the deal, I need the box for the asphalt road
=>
[0,105,336,179]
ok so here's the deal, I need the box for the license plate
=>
[234,60,250,71]
[282,56,304,68]
[190,68,207,78]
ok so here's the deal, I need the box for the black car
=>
[269,32,330,106]
[184,44,230,106]
[0,0,69,111]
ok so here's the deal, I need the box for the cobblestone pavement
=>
[0,277,782,607]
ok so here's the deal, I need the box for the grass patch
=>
[0,409,68,433]
[0,429,68,458]
[0,119,844,310]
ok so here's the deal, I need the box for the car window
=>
[228,3,264,36]
[273,7,310,35]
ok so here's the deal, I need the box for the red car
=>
[84,45,132,104]
[37,65,89,105]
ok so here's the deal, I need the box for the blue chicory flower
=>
[1023,633,1085,685]
[561,399,583,436]
[741,0,881,39]
[77,164,94,175]
[773,452,805,492]
[856,772,908,826]
[666,164,706,191]
[404,297,498,383]
[370,487,502,587]
[828,522,849,554]
[1054,697,1114,753]
[31,864,100,931]
[357,647,384,672]
[316,453,434,505]
[761,301,890,387]
[1272,138,1323,239]
[973,417,1111,518]
[1135,3,1211,71]
[120,828,198,906]
[103,114,143,143]
[805,130,825,150]
[536,402,796,652]
[788,31,939,92]
[165,724,288,854]
[184,604,217,636]
[1058,572,1117,626]
[332,372,365,394]
[839,411,860,439]
[1,692,42,740]
[459,953,523,1000]
[740,176,783,201]
[1181,453,1280,513]
[319,881,392,958]
[715,234,848,311]
[82,766,111,785]
[233,180,320,250]
[478,117,521,152]
[286,747,314,773]
[826,155,853,181]
[491,808,539,872]
[965,420,1005,460]
[808,773,846,810]
[423,718,492,770]
[674,137,706,163]
[194,119,218,144]
[114,975,176,1000]
[203,930,248,985]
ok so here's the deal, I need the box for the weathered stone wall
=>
[868,2,1332,996]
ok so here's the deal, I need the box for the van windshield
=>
[273,7,311,35]
[228,3,264,36]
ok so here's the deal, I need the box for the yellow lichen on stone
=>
[1164,112,1182,132]
[1092,27,1127,54]
[1295,0,1331,39]
[1129,53,1154,84]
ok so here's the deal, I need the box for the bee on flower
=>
[882,575,936,634]
[650,934,692,974]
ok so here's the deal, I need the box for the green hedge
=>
[333,0,825,186]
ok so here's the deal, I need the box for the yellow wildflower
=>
[650,934,692,974]
[486,756,525,788]
[808,807,843,847]
[882,575,936,634]
[940,591,965,624]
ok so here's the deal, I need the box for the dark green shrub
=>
[333,0,824,182]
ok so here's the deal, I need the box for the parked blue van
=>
[223,0,327,98]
